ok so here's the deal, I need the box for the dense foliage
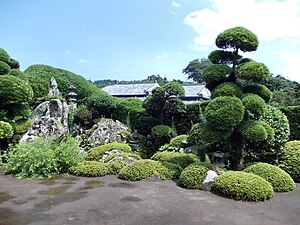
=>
[211,171,274,201]
[244,163,295,192]
[279,141,300,182]
[5,136,83,178]
[280,106,300,140]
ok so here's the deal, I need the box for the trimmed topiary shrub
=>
[202,64,232,85]
[243,84,272,103]
[69,161,112,177]
[211,82,243,99]
[179,163,209,189]
[0,121,13,139]
[244,163,295,192]
[279,141,300,182]
[211,171,274,201]
[0,61,10,75]
[87,142,132,161]
[170,134,188,148]
[151,125,172,150]
[240,121,268,142]
[236,61,270,82]
[242,94,266,118]
[150,151,200,169]
[118,159,181,181]
[205,96,244,131]
[0,48,11,64]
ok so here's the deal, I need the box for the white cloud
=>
[172,1,181,8]
[155,53,168,60]
[281,52,300,82]
[78,59,89,64]
[184,0,300,51]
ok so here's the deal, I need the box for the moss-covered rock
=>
[211,171,274,201]
[150,151,200,169]
[87,142,132,161]
[279,141,300,182]
[244,163,295,192]
[69,161,112,177]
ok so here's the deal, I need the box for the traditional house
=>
[102,83,210,103]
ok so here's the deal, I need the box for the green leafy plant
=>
[244,163,295,192]
[0,121,13,139]
[279,141,300,182]
[69,161,112,177]
[211,171,274,201]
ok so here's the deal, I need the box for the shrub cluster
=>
[87,142,132,161]
[0,121,13,139]
[211,171,274,201]
[279,141,300,182]
[244,163,295,192]
[150,151,200,169]
[118,159,182,181]
[280,106,300,141]
[69,161,112,177]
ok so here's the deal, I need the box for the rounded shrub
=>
[236,61,270,81]
[179,163,209,189]
[0,48,11,64]
[208,50,240,65]
[240,121,268,142]
[69,161,112,177]
[150,151,200,169]
[242,94,266,117]
[86,93,117,118]
[118,159,180,181]
[170,134,188,148]
[243,84,272,103]
[244,163,295,192]
[87,142,132,161]
[0,121,14,139]
[205,96,244,131]
[9,69,28,81]
[0,61,11,75]
[8,58,20,69]
[211,82,243,99]
[151,125,172,149]
[202,64,232,85]
[0,75,33,105]
[211,171,274,201]
[198,124,233,146]
[279,141,300,182]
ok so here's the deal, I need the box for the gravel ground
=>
[0,167,299,225]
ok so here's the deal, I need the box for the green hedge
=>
[150,151,200,169]
[118,159,182,181]
[280,106,300,141]
[279,141,300,182]
[179,163,208,189]
[244,163,295,192]
[211,171,274,201]
[87,142,132,161]
[69,161,112,177]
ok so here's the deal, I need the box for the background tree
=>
[193,26,287,169]
[182,58,211,83]
[143,82,186,125]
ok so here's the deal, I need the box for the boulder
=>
[87,118,128,146]
[21,99,69,141]
[202,170,218,191]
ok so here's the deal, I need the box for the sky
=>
[0,0,300,83]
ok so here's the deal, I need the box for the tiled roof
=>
[182,85,211,99]
[102,83,160,96]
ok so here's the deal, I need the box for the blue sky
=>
[1,0,300,82]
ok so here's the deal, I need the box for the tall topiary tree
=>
[195,26,284,169]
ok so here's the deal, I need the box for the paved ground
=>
[0,167,300,225]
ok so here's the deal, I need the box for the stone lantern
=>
[212,151,225,168]
[68,84,77,109]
